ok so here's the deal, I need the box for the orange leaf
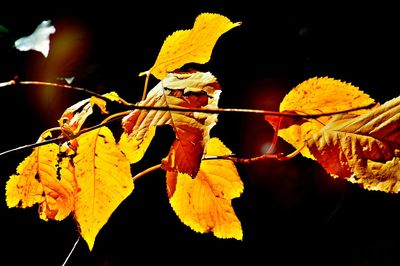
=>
[167,138,243,240]
[119,71,221,177]
[73,126,134,250]
[6,143,76,221]
[265,77,376,159]
[307,96,400,193]
[144,13,241,80]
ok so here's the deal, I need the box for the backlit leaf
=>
[307,96,400,193]
[73,126,133,250]
[58,91,121,135]
[6,143,76,221]
[145,13,240,79]
[120,71,220,177]
[167,138,243,240]
[265,77,376,159]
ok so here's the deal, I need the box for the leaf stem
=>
[132,164,162,182]
[141,71,151,101]
[266,116,282,154]
[277,144,306,161]
[61,237,80,266]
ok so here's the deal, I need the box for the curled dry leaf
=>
[307,96,400,193]
[166,138,243,240]
[58,91,121,135]
[144,13,241,80]
[265,77,376,159]
[119,71,221,177]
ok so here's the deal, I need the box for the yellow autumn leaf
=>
[307,95,400,193]
[267,77,376,159]
[144,13,241,80]
[6,143,76,221]
[73,126,134,250]
[167,138,243,240]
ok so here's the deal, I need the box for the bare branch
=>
[1,79,377,117]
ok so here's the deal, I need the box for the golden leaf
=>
[167,138,243,240]
[6,143,76,221]
[307,96,400,193]
[265,77,376,159]
[145,13,240,80]
[119,71,220,177]
[73,126,133,250]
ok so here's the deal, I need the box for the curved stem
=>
[266,116,282,154]
[132,164,162,182]
[277,144,306,161]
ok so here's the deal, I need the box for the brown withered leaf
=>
[307,96,400,193]
[119,71,221,177]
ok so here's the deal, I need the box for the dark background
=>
[1,1,399,265]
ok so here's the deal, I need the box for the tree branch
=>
[0,79,377,117]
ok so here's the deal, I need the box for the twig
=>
[204,144,306,163]
[0,136,65,157]
[0,79,377,117]
[61,237,80,266]
[0,113,124,158]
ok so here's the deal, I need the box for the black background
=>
[1,1,399,265]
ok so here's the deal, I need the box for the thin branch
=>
[19,80,111,102]
[204,145,306,164]
[0,113,124,158]
[0,136,65,157]
[204,153,282,163]
[1,79,377,117]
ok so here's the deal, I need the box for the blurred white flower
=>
[15,20,56,57]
